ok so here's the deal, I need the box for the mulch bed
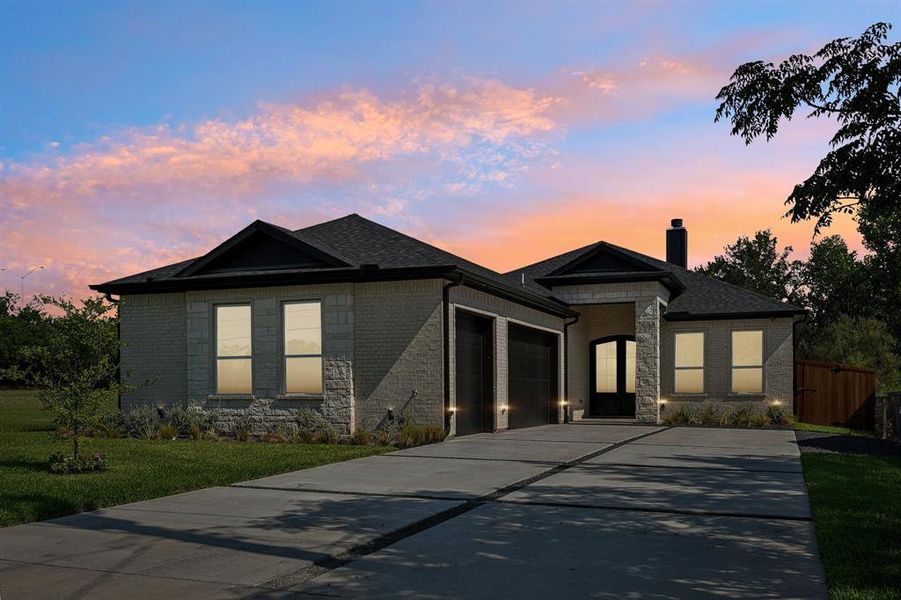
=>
[796,431,901,457]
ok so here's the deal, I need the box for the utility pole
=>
[20,266,45,301]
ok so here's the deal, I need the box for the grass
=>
[794,422,875,437]
[0,389,392,527]
[802,452,901,599]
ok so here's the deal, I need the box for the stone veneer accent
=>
[554,282,667,424]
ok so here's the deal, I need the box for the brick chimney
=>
[666,218,687,268]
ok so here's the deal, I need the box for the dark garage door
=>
[508,324,559,429]
[455,311,494,436]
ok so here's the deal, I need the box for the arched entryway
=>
[589,335,636,417]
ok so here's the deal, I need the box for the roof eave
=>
[664,308,807,322]
[91,264,576,318]
[535,271,686,295]
[456,270,577,318]
[89,265,457,295]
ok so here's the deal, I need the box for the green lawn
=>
[794,422,875,437]
[0,390,392,527]
[802,452,901,599]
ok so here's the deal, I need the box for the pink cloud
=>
[0,48,865,300]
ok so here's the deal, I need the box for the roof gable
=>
[550,242,658,275]
[177,220,350,277]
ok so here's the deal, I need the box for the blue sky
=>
[0,1,897,296]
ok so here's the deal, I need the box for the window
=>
[674,332,704,393]
[284,301,322,394]
[732,330,764,393]
[594,341,617,393]
[216,305,252,395]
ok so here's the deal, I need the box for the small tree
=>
[8,295,122,461]
[695,230,804,304]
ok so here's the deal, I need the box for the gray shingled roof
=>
[91,214,565,312]
[509,241,804,319]
[93,214,803,320]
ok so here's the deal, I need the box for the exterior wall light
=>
[448,406,456,413]
[770,400,783,406]
[658,398,668,405]
[500,404,508,413]
[559,400,568,407]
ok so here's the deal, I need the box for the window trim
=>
[673,330,705,395]
[281,299,324,397]
[213,303,254,397]
[730,328,765,395]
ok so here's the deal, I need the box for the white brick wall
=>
[119,293,187,406]
[661,317,794,415]
[353,279,444,430]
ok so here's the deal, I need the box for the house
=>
[91,214,804,434]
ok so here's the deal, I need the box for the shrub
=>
[748,413,771,428]
[726,404,756,427]
[158,423,178,440]
[314,428,340,444]
[49,451,107,474]
[766,402,788,426]
[163,405,194,436]
[374,428,394,446]
[663,406,692,425]
[351,427,372,446]
[295,409,334,442]
[262,422,297,443]
[95,411,125,438]
[396,421,433,448]
[189,424,205,441]
[232,414,255,442]
[422,424,446,443]
[690,404,721,426]
[125,405,160,439]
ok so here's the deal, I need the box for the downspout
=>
[443,273,464,431]
[563,313,580,424]
[105,293,122,410]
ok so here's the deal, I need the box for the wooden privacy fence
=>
[794,359,877,429]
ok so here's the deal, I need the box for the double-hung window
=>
[284,301,323,394]
[216,305,252,395]
[674,332,704,393]
[731,330,764,393]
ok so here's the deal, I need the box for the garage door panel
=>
[455,312,494,436]
[508,324,559,430]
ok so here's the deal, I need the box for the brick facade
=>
[118,279,793,432]
[660,316,794,416]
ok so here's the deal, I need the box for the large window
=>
[674,332,704,393]
[284,301,323,394]
[216,305,252,395]
[732,330,764,393]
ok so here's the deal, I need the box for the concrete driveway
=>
[0,424,826,599]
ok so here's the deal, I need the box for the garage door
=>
[508,324,559,429]
[455,311,494,436]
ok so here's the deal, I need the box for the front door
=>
[589,335,636,417]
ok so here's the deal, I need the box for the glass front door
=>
[589,336,636,417]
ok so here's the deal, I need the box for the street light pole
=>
[20,266,45,300]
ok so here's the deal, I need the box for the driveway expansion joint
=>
[252,426,669,593]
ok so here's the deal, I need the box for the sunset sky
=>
[1,1,897,298]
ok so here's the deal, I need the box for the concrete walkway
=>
[0,424,826,599]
